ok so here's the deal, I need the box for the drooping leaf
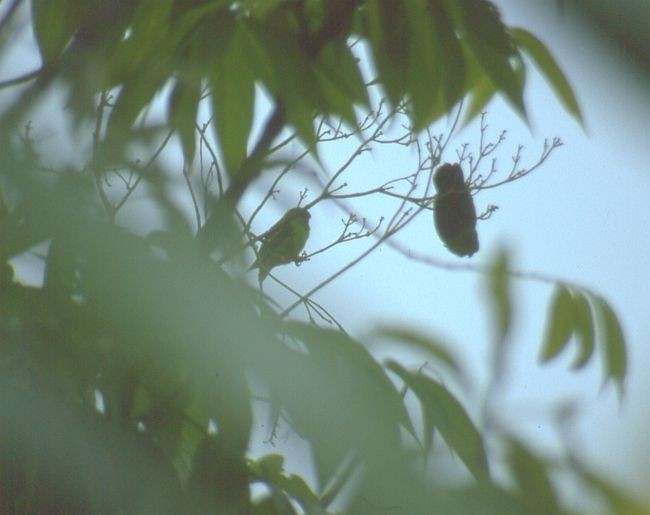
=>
[508,438,562,514]
[593,295,627,394]
[405,0,441,130]
[430,0,466,118]
[458,0,527,121]
[363,0,410,107]
[169,77,201,164]
[487,249,512,345]
[374,326,463,379]
[210,28,256,176]
[539,285,575,363]
[31,0,77,62]
[510,27,583,124]
[572,292,595,369]
[387,361,489,480]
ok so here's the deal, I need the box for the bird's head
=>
[434,163,466,193]
[287,207,311,224]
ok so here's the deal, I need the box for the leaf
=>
[106,73,166,150]
[487,249,512,345]
[430,0,466,116]
[169,77,201,163]
[373,326,463,379]
[210,28,256,175]
[573,459,648,515]
[593,295,627,394]
[252,27,323,148]
[316,42,369,109]
[405,0,441,130]
[539,285,575,363]
[571,292,595,369]
[387,361,489,480]
[363,0,409,107]
[458,0,527,120]
[508,438,562,514]
[31,0,77,62]
[510,28,583,124]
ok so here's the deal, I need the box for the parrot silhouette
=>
[433,163,479,257]
[249,207,311,282]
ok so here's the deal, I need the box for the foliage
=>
[0,0,640,514]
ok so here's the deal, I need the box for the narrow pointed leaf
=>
[169,77,201,163]
[374,326,462,379]
[488,249,512,344]
[31,0,77,62]
[508,438,561,514]
[387,361,489,480]
[211,29,256,175]
[572,292,595,369]
[511,27,583,124]
[594,296,627,393]
[539,285,575,363]
[458,0,527,120]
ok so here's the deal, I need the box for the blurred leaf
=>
[211,28,256,175]
[539,285,575,363]
[374,326,463,379]
[405,0,441,130]
[488,249,512,344]
[31,0,77,62]
[387,361,489,480]
[463,73,496,126]
[169,76,201,164]
[508,438,562,514]
[573,459,648,515]
[363,0,409,107]
[510,27,583,124]
[458,0,527,120]
[572,292,595,369]
[429,0,466,118]
[593,295,627,394]
[317,42,369,108]
[250,454,321,509]
[105,71,167,151]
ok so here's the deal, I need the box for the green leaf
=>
[510,27,583,124]
[105,73,166,150]
[128,0,174,65]
[373,326,463,379]
[252,28,323,148]
[508,438,561,514]
[572,292,595,369]
[169,77,201,164]
[363,0,409,107]
[31,0,77,62]
[463,73,496,126]
[593,295,627,394]
[458,0,527,120]
[488,249,512,345]
[405,0,441,130]
[539,285,575,363]
[387,362,489,480]
[430,0,466,116]
[316,42,369,109]
[211,28,256,175]
[573,459,648,515]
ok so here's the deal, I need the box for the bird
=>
[433,163,479,257]
[249,207,311,283]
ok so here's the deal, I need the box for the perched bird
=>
[249,207,311,282]
[433,163,479,257]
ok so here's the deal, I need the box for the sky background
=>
[2,0,649,503]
